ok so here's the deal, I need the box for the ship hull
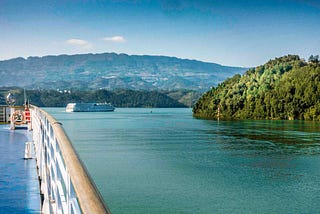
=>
[66,103,115,112]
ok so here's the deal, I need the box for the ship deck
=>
[0,125,41,213]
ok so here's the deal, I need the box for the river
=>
[45,108,320,213]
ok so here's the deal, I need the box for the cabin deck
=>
[0,125,41,213]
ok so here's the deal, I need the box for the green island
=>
[193,55,320,121]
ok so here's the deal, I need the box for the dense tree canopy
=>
[193,55,320,121]
[0,88,189,108]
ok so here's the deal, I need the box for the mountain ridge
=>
[0,52,247,91]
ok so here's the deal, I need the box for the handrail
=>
[30,105,111,214]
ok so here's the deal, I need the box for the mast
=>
[24,88,30,108]
[24,88,27,106]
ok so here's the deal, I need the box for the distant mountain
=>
[193,55,320,120]
[0,53,247,91]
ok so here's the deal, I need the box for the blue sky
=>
[0,0,319,67]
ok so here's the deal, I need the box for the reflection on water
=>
[46,108,320,214]
[204,120,320,156]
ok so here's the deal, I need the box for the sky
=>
[0,0,319,67]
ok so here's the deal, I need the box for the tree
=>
[308,55,319,63]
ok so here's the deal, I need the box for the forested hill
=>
[0,88,188,108]
[193,55,320,120]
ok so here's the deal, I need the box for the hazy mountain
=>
[0,53,247,91]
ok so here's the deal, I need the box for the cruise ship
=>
[66,103,115,112]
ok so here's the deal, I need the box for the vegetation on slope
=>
[193,55,320,120]
[0,88,189,108]
[0,53,247,91]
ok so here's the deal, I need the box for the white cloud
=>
[102,36,126,43]
[66,38,92,50]
[66,38,89,46]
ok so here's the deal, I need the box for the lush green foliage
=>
[193,55,320,120]
[0,88,190,108]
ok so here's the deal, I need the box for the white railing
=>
[31,105,110,214]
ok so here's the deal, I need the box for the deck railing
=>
[0,105,20,123]
[0,105,6,122]
[31,105,111,214]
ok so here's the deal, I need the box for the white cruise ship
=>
[66,103,115,112]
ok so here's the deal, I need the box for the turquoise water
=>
[46,108,320,213]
